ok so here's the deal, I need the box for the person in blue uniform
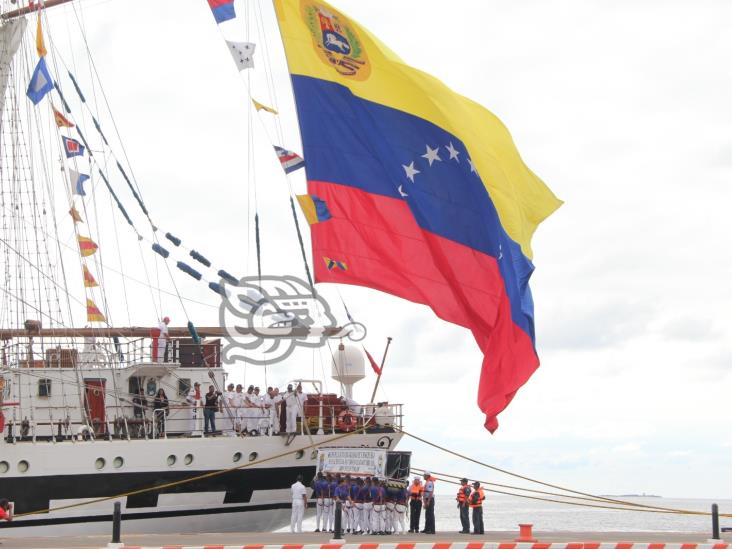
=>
[328,474,339,532]
[394,484,408,535]
[352,477,365,534]
[372,478,386,534]
[422,472,436,534]
[313,472,328,532]
[359,477,373,535]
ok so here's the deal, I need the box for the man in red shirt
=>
[0,499,12,522]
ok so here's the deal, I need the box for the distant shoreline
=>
[600,494,662,498]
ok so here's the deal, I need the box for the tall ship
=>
[0,0,408,538]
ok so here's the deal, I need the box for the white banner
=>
[316,448,387,477]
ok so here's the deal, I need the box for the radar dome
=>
[332,344,365,398]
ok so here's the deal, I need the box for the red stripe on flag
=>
[309,180,538,431]
[208,0,233,7]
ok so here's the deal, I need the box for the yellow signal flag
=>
[36,10,47,58]
[252,98,278,115]
[82,265,98,288]
[77,235,98,257]
[86,299,106,323]
[53,106,74,128]
[69,206,83,223]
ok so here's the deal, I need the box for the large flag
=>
[86,299,105,322]
[62,136,85,158]
[69,169,89,196]
[226,41,255,71]
[207,0,236,24]
[274,0,562,432]
[26,56,53,105]
[274,145,305,174]
[77,235,98,257]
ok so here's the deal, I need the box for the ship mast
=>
[1,0,75,21]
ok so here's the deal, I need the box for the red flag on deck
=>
[364,348,381,375]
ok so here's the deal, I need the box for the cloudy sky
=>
[21,0,731,501]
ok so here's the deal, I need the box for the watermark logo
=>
[218,275,366,365]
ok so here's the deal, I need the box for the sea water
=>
[288,495,731,533]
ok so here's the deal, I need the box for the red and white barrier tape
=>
[116,542,731,549]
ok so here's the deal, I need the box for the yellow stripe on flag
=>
[83,265,98,288]
[86,299,105,323]
[296,194,318,225]
[36,10,47,57]
[77,235,98,257]
[274,0,561,259]
[252,98,278,114]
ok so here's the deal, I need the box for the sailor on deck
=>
[186,381,202,435]
[290,474,308,533]
[156,316,170,363]
[313,472,327,532]
[223,383,236,434]
[284,384,299,434]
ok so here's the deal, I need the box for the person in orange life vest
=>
[456,477,472,534]
[421,472,436,534]
[469,481,485,535]
[407,476,423,533]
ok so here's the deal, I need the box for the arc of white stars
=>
[467,157,477,173]
[445,142,460,162]
[402,161,420,182]
[398,185,408,197]
[421,144,441,167]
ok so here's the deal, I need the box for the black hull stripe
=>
[3,501,316,529]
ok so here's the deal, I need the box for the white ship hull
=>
[0,430,401,538]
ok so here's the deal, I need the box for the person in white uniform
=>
[284,384,299,434]
[290,474,308,533]
[232,384,245,433]
[296,384,307,434]
[223,383,236,435]
[156,316,170,362]
[186,382,202,435]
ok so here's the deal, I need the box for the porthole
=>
[295,449,304,459]
[184,453,194,465]
[233,452,242,463]
[167,454,177,466]
[310,450,318,460]
[18,460,29,473]
[0,461,8,473]
[248,452,258,462]
[113,456,124,468]
[95,457,106,470]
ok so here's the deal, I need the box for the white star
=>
[402,161,420,182]
[467,157,477,173]
[497,244,503,260]
[421,145,442,167]
[398,185,408,197]
[445,142,460,162]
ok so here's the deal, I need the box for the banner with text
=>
[316,448,387,477]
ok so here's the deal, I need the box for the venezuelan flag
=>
[275,0,561,431]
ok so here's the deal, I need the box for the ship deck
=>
[8,530,731,549]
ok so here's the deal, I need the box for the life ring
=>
[0,410,4,433]
[337,409,356,432]
[77,424,95,441]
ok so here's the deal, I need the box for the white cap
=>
[424,471,431,476]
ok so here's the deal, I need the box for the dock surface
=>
[6,530,730,549]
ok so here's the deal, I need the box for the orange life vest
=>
[469,487,485,508]
[409,482,423,499]
[456,484,470,503]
